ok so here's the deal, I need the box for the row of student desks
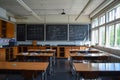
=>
[0,62,48,80]
[0,48,120,80]
[69,49,120,80]
[74,63,120,80]
[0,49,56,80]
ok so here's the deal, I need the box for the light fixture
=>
[17,0,31,11]
[61,9,66,15]
[17,0,42,20]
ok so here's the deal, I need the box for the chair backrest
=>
[72,56,84,60]
[98,56,108,60]
[71,56,84,63]
[88,50,99,53]
[81,72,99,79]
[37,56,49,62]
[97,56,108,62]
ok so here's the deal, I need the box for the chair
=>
[72,56,84,63]
[16,55,26,62]
[88,50,100,53]
[0,70,23,80]
[36,56,49,62]
[22,70,36,80]
[96,56,108,63]
[81,72,100,80]
[0,74,7,80]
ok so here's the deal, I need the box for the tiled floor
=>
[0,59,120,80]
[48,58,74,80]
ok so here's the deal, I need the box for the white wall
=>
[0,7,8,20]
[16,15,90,24]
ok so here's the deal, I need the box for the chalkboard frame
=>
[69,24,89,41]
[17,24,26,41]
[26,24,44,41]
[17,24,91,41]
[46,24,68,41]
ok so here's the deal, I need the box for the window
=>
[91,3,120,48]
[115,5,120,19]
[107,9,115,22]
[92,21,95,28]
[99,26,105,45]
[92,18,98,28]
[115,23,120,46]
[106,25,114,46]
[92,29,98,45]
[99,15,105,25]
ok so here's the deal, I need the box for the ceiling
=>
[0,0,105,19]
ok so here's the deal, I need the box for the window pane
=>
[107,9,115,22]
[92,18,98,28]
[91,30,95,45]
[110,26,114,46]
[99,15,105,25]
[92,21,95,28]
[116,24,120,46]
[116,6,120,19]
[95,30,98,44]
[99,26,105,45]
[106,25,114,46]
[92,30,98,45]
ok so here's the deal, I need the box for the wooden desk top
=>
[73,63,120,72]
[0,62,49,71]
[70,49,101,53]
[16,53,53,57]
[70,53,109,57]
[28,49,55,52]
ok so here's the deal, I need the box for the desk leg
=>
[76,73,80,80]
[53,52,56,65]
[51,54,55,75]
[42,71,44,80]
[32,73,35,80]
[70,59,76,76]
[42,70,47,80]
[50,56,52,75]
[6,77,9,80]
[45,70,47,80]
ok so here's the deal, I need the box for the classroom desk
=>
[27,49,56,64]
[16,53,54,74]
[16,53,53,62]
[70,49,100,53]
[70,53,110,75]
[70,53,109,61]
[73,63,120,80]
[0,62,49,80]
[16,53,53,60]
[28,49,55,53]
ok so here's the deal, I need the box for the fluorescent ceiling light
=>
[17,0,42,20]
[17,0,31,12]
[31,11,42,20]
